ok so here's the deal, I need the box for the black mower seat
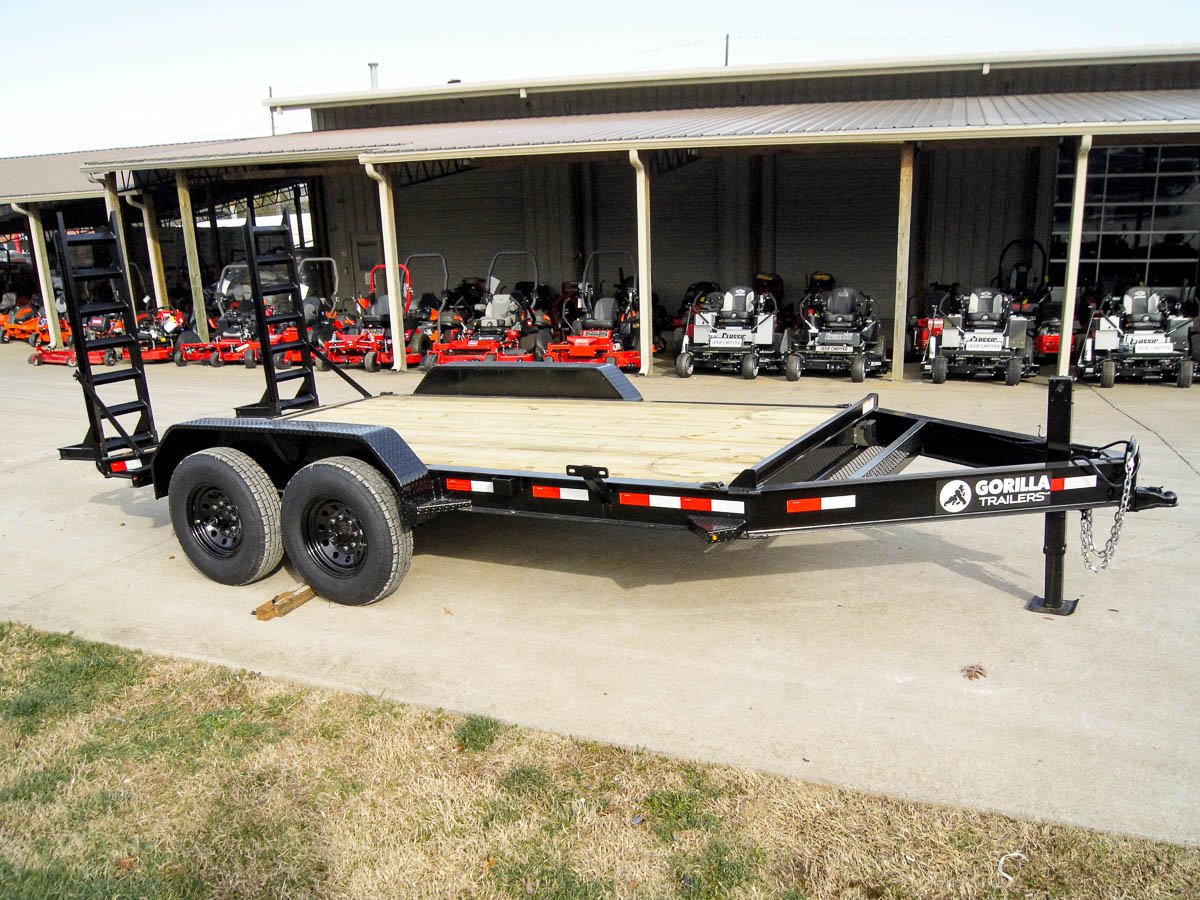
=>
[721,289,756,323]
[965,289,1010,324]
[1122,289,1164,328]
[823,288,863,325]
[582,296,617,330]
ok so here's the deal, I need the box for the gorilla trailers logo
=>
[938,479,972,512]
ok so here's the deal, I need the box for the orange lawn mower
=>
[543,251,642,369]
[421,252,543,368]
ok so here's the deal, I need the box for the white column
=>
[1057,135,1092,378]
[175,172,210,342]
[629,150,654,376]
[366,162,406,371]
[127,192,169,309]
[892,142,916,381]
[11,204,63,348]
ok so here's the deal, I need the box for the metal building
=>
[2,47,1198,375]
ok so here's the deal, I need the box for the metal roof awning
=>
[76,89,1200,174]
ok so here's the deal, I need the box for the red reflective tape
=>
[787,497,821,513]
[1050,477,1065,492]
[680,496,713,512]
[619,492,650,507]
[532,484,559,499]
[445,478,473,492]
[110,460,128,473]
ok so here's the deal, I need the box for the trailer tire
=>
[1005,356,1022,386]
[174,349,187,367]
[675,352,694,378]
[363,351,378,373]
[1100,358,1116,389]
[785,355,801,382]
[850,355,866,383]
[931,355,948,384]
[1178,358,1194,389]
[168,448,283,587]
[740,352,758,380]
[243,349,256,369]
[281,456,411,606]
[209,350,224,368]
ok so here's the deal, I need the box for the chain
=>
[1080,436,1138,573]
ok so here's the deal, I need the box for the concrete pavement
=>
[0,352,1196,843]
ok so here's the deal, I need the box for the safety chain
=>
[1080,436,1139,573]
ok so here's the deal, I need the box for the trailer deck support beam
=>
[1056,134,1092,378]
[175,173,210,343]
[365,162,407,371]
[892,142,915,382]
[1028,376,1078,615]
[630,150,654,376]
[126,192,169,309]
[10,202,63,349]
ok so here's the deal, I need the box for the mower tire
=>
[273,352,288,369]
[785,355,801,382]
[363,351,378,373]
[674,352,694,378]
[931,356,948,384]
[174,349,187,367]
[168,447,283,586]
[104,349,117,367]
[28,333,39,348]
[243,350,256,369]
[1178,359,1194,389]
[1005,356,1022,386]
[314,355,330,372]
[1100,358,1116,389]
[850,355,866,383]
[740,352,759,380]
[408,332,429,356]
[281,456,412,606]
[1,331,10,343]
[28,353,40,366]
[209,350,224,368]
[604,355,618,367]
[421,353,436,372]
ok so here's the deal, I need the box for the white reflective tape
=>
[470,480,493,493]
[559,487,589,502]
[1061,475,1097,491]
[822,495,856,510]
[648,494,681,509]
[711,499,745,514]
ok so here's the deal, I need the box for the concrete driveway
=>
[0,351,1196,844]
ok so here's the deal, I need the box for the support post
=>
[629,150,653,376]
[892,142,915,381]
[1057,134,1092,378]
[1027,376,1078,616]
[98,174,136,309]
[176,172,210,342]
[293,185,306,248]
[126,192,169,309]
[11,203,63,349]
[364,162,406,371]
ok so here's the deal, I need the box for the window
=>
[1051,145,1200,299]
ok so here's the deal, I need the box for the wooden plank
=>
[255,584,316,620]
[298,395,834,483]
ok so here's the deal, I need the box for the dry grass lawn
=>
[0,622,1196,898]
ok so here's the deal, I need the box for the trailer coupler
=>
[1131,485,1178,512]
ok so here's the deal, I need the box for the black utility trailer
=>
[54,217,1176,615]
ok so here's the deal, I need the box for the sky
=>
[2,0,1199,158]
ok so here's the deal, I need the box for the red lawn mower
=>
[423,252,542,368]
[543,251,641,369]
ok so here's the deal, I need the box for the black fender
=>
[151,418,436,517]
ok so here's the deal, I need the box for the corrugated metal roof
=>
[266,46,1200,111]
[0,141,228,204]
[80,89,1200,172]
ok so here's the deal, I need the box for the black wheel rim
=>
[189,486,243,557]
[303,498,367,577]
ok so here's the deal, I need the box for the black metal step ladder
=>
[235,222,321,417]
[55,213,158,486]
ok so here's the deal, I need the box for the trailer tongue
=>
[52,220,1176,614]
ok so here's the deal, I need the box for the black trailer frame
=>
[49,219,1177,614]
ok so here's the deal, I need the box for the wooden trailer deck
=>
[296,394,835,483]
